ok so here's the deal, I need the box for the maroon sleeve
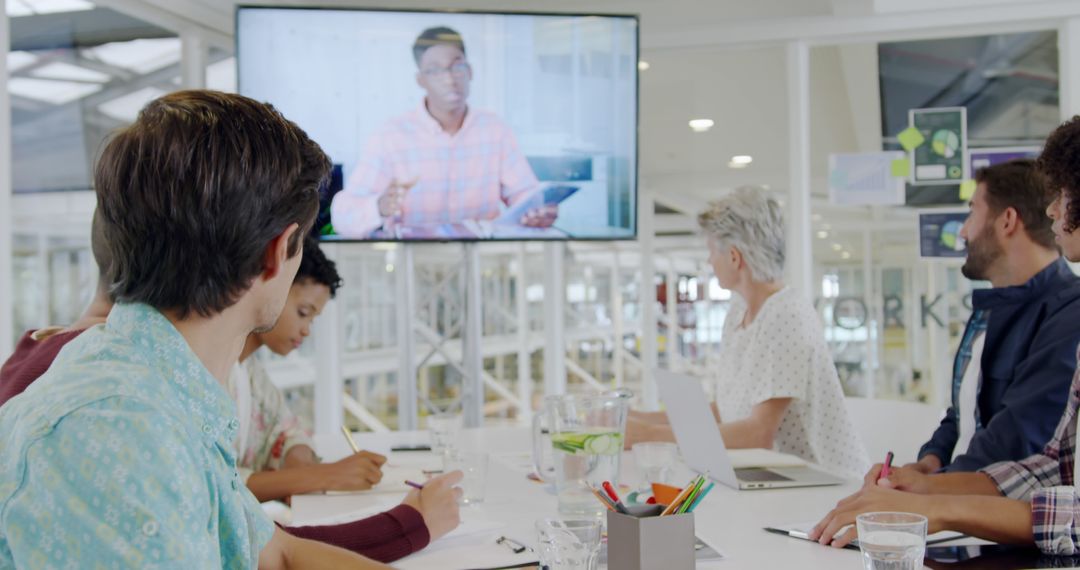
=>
[283,504,430,563]
[0,329,84,408]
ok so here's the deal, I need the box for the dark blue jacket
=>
[919,258,1080,472]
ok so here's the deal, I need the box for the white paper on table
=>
[600,534,726,565]
[728,448,809,469]
[294,498,402,527]
[768,520,972,547]
[324,465,428,496]
[490,452,536,475]
[394,519,532,570]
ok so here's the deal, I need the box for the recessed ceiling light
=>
[727,161,748,169]
[638,61,650,71]
[817,231,829,239]
[832,243,843,251]
[841,251,852,260]
[688,119,714,132]
[731,155,753,165]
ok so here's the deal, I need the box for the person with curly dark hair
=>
[1039,115,1080,232]
[807,120,1080,557]
[231,235,363,501]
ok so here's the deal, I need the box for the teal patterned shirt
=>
[0,303,275,568]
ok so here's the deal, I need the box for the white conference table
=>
[294,426,911,569]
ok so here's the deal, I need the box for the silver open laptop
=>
[656,369,844,490]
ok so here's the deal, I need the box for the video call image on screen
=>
[237,8,639,242]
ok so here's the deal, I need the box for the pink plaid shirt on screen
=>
[330,101,539,237]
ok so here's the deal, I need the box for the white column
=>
[639,192,659,410]
[542,242,567,396]
[181,32,207,90]
[36,233,49,328]
[395,246,419,430]
[610,249,624,387]
[1061,19,1080,120]
[515,244,532,422]
[313,243,343,438]
[0,7,12,357]
[462,244,483,428]
[786,41,814,295]
[665,260,679,371]
[862,228,876,399]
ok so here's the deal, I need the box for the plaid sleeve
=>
[497,121,540,207]
[1032,486,1080,555]
[982,453,1064,501]
[331,131,394,238]
[980,373,1078,500]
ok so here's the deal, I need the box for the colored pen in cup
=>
[878,451,894,482]
[678,475,707,514]
[590,487,617,512]
[685,482,714,513]
[602,481,629,513]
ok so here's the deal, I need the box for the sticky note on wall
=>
[890,158,910,178]
[959,180,977,201]
[897,127,926,152]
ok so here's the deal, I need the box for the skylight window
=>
[31,61,110,83]
[82,38,180,74]
[8,77,102,104]
[6,0,95,17]
[97,86,164,122]
[7,51,38,73]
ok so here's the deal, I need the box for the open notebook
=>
[764,520,978,550]
[324,464,429,496]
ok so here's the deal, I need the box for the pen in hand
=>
[340,425,362,454]
[877,451,894,483]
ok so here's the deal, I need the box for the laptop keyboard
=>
[735,468,794,482]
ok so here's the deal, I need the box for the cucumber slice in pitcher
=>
[583,433,621,455]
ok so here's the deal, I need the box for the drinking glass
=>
[428,413,462,454]
[632,442,678,488]
[442,449,489,504]
[535,518,602,570]
[855,512,928,570]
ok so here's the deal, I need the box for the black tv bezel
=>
[235,4,640,244]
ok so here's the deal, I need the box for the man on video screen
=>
[330,26,558,238]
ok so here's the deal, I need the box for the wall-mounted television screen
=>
[237,7,638,242]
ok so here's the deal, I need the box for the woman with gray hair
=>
[626,188,869,478]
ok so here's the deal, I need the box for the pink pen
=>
[878,451,894,482]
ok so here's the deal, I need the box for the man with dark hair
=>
[331,26,557,238]
[1,230,460,563]
[808,118,1080,555]
[894,158,1080,476]
[0,90,405,568]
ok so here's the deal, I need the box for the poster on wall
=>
[828,151,907,206]
[919,209,969,259]
[967,146,1041,174]
[908,107,968,186]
